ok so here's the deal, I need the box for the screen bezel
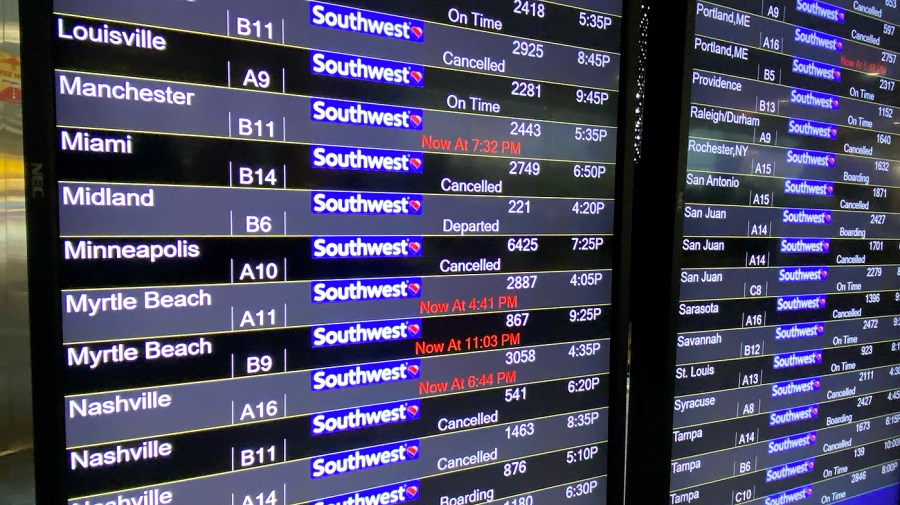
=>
[625,0,698,501]
[21,0,67,504]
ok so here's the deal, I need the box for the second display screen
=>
[670,1,900,504]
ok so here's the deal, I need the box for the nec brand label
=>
[312,145,424,173]
[784,179,833,196]
[796,0,845,23]
[794,28,842,51]
[311,51,424,87]
[789,89,840,110]
[770,405,819,426]
[786,149,836,167]
[312,191,423,215]
[312,319,422,347]
[313,481,420,505]
[309,2,424,42]
[768,432,817,454]
[312,236,423,259]
[778,267,828,282]
[311,400,421,435]
[312,360,421,391]
[775,322,825,340]
[780,238,830,253]
[766,459,816,483]
[311,98,423,129]
[312,278,422,303]
[773,350,823,369]
[772,378,821,397]
[777,295,827,312]
[787,118,838,139]
[310,440,420,479]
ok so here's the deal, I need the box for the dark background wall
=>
[1,0,36,503]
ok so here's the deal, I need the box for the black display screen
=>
[21,1,630,504]
[670,0,900,504]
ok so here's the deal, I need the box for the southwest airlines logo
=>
[764,485,813,505]
[311,400,421,435]
[311,98,424,130]
[775,322,825,340]
[766,459,816,483]
[776,295,827,312]
[314,481,420,505]
[312,145,424,173]
[311,277,422,303]
[790,89,840,110]
[312,236,423,259]
[768,432,817,454]
[312,360,421,391]
[310,440,420,479]
[312,191,423,215]
[772,378,821,397]
[780,238,830,253]
[770,405,819,426]
[311,51,424,87]
[311,319,422,347]
[796,0,845,23]
[782,208,832,225]
[787,118,838,139]
[784,179,834,196]
[778,267,828,282]
[792,57,841,81]
[786,149,836,167]
[309,2,425,42]
[773,350,823,369]
[794,28,842,51]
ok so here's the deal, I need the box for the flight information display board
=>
[670,0,900,504]
[20,1,630,505]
